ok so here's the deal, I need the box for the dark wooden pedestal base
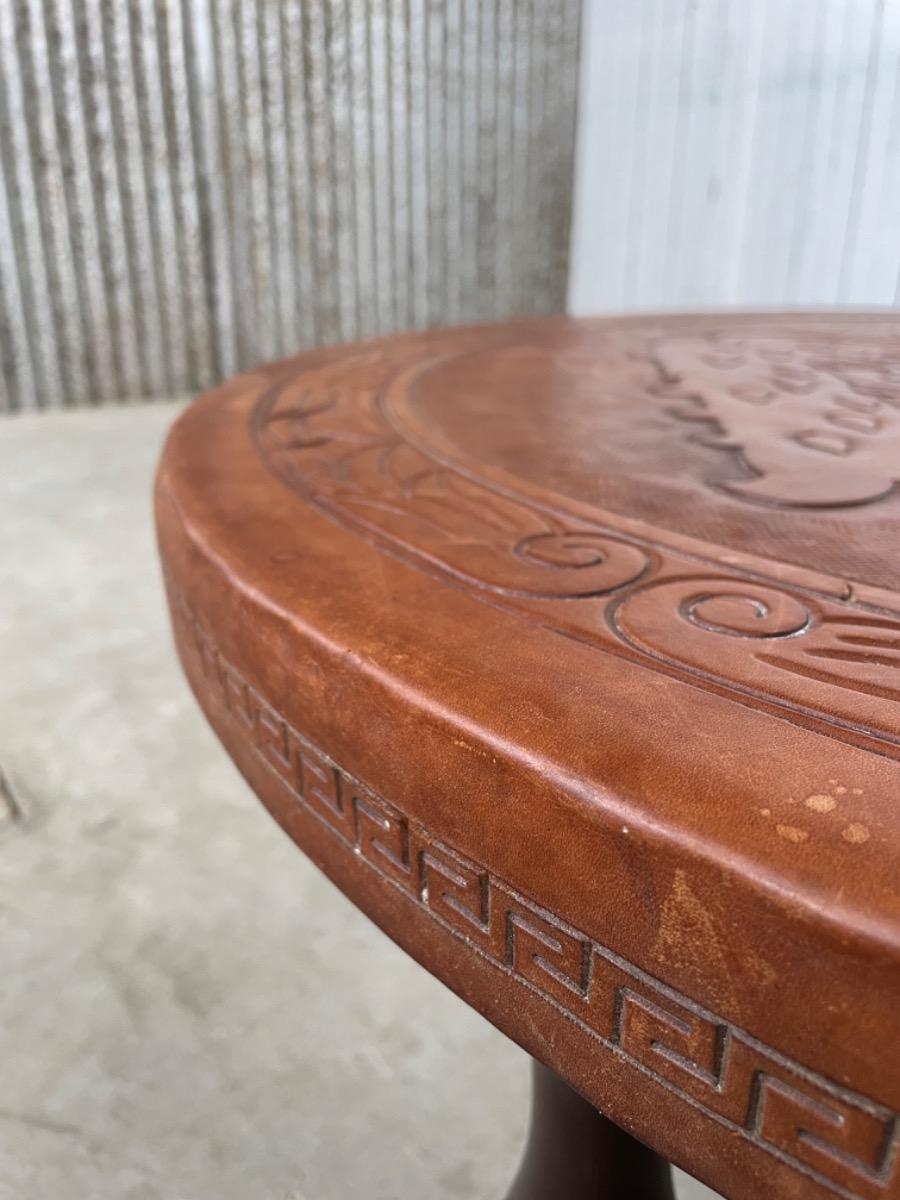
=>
[504,1062,676,1200]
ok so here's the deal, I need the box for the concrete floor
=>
[0,404,719,1200]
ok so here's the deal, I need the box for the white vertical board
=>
[569,0,900,313]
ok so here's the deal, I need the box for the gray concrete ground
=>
[0,404,719,1199]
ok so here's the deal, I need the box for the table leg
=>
[503,1060,676,1200]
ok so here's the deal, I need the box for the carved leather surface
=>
[155,315,900,1200]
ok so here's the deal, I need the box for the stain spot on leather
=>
[654,869,739,1011]
[776,824,809,844]
[842,823,870,844]
[654,869,776,1007]
[804,793,836,813]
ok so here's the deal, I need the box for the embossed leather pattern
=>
[155,315,900,1200]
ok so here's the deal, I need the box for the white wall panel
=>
[569,0,900,314]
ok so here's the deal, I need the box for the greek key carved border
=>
[170,589,899,1200]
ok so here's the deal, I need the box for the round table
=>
[155,314,900,1200]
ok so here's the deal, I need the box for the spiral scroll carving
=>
[678,590,811,639]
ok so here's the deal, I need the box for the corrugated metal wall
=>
[570,0,900,314]
[0,1,581,413]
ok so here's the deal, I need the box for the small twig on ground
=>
[0,763,22,826]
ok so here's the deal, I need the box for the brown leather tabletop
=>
[155,313,900,1200]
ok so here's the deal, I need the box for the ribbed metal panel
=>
[570,0,900,315]
[0,0,581,412]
